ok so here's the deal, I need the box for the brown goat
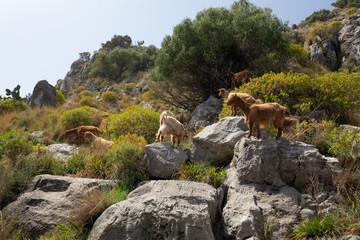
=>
[227,70,251,88]
[218,88,261,116]
[283,115,311,130]
[84,131,114,148]
[64,126,103,143]
[226,94,290,139]
[156,111,186,146]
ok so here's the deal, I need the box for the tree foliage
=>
[152,0,290,110]
[331,0,360,8]
[88,35,157,82]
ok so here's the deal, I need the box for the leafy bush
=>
[220,72,360,123]
[79,96,99,108]
[100,91,119,103]
[105,105,159,143]
[176,162,227,188]
[78,90,93,98]
[0,130,33,163]
[0,99,28,115]
[60,107,94,129]
[56,90,67,105]
[107,134,147,191]
[309,21,344,42]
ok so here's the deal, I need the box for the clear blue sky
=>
[0,0,333,97]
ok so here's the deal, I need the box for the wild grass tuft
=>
[176,162,227,188]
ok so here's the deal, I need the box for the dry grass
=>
[0,211,16,240]
[70,186,127,228]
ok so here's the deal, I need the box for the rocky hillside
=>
[2,117,350,239]
[292,8,360,71]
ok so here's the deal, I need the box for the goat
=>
[155,111,186,146]
[64,126,103,143]
[227,70,251,88]
[84,131,114,148]
[218,88,261,116]
[226,94,290,139]
[283,115,311,131]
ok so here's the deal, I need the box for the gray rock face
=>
[46,143,80,161]
[222,137,340,239]
[2,175,114,239]
[190,116,248,166]
[233,137,339,190]
[28,80,57,107]
[188,95,223,132]
[310,39,339,71]
[143,142,188,179]
[89,180,224,240]
[339,11,360,67]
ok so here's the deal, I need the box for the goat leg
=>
[256,124,261,139]
[247,122,253,138]
[276,128,282,140]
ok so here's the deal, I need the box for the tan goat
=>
[155,111,186,146]
[218,88,261,116]
[84,131,114,148]
[227,94,290,139]
[227,70,251,88]
[64,126,103,143]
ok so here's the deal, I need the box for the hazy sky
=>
[0,0,333,97]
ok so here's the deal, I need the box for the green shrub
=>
[0,99,28,115]
[0,130,33,163]
[176,162,227,188]
[105,105,159,143]
[107,134,147,191]
[78,90,93,98]
[79,96,99,108]
[310,21,344,41]
[291,213,336,239]
[0,152,61,208]
[100,91,120,103]
[37,222,85,240]
[220,72,360,122]
[56,90,67,105]
[60,107,94,129]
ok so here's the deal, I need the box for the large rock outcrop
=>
[28,80,57,107]
[188,95,223,132]
[222,137,340,239]
[339,10,360,67]
[190,116,248,166]
[2,175,115,239]
[89,180,224,240]
[143,142,188,179]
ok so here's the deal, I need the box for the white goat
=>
[155,111,186,146]
[84,131,114,148]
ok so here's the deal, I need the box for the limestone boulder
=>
[232,137,339,190]
[89,180,224,240]
[28,80,57,107]
[2,175,115,239]
[222,137,341,239]
[190,116,248,166]
[143,142,188,179]
[46,143,80,161]
[188,95,223,132]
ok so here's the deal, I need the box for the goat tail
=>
[160,111,167,125]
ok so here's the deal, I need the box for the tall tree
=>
[152,0,289,110]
